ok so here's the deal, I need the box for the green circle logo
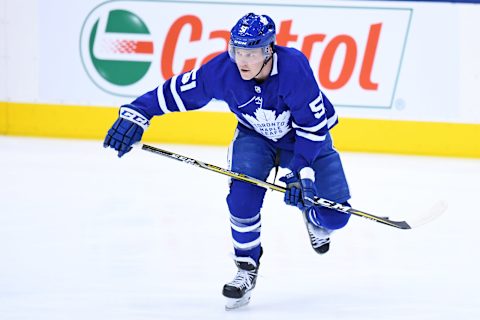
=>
[81,7,154,95]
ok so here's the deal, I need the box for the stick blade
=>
[409,200,448,229]
[392,220,412,230]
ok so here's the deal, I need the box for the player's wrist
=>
[298,167,315,182]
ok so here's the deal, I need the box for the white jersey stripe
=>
[170,75,186,112]
[292,118,327,133]
[296,130,326,142]
[327,112,338,129]
[156,85,170,114]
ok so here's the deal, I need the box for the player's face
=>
[234,48,265,80]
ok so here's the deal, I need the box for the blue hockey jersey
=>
[130,46,339,172]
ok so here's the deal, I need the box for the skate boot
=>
[303,208,333,254]
[222,256,259,310]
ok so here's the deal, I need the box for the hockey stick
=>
[137,143,438,230]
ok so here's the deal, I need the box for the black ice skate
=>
[303,209,333,254]
[222,256,259,310]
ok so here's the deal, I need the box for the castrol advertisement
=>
[38,0,461,121]
[78,1,411,109]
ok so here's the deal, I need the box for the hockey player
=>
[104,13,351,310]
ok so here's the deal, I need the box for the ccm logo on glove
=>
[119,107,150,130]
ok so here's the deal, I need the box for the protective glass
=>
[228,43,270,64]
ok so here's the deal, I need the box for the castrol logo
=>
[80,1,412,108]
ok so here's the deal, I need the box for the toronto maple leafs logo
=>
[243,108,291,141]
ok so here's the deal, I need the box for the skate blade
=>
[225,291,252,311]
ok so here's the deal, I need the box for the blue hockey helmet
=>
[228,13,276,61]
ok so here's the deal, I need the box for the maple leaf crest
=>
[243,108,291,141]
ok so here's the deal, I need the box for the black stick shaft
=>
[139,143,411,230]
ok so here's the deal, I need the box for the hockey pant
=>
[226,129,351,263]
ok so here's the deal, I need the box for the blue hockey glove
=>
[103,105,150,158]
[280,167,318,210]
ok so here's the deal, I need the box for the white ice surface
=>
[0,136,479,320]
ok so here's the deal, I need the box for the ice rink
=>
[0,136,479,320]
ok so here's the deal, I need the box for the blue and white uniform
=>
[129,46,350,262]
